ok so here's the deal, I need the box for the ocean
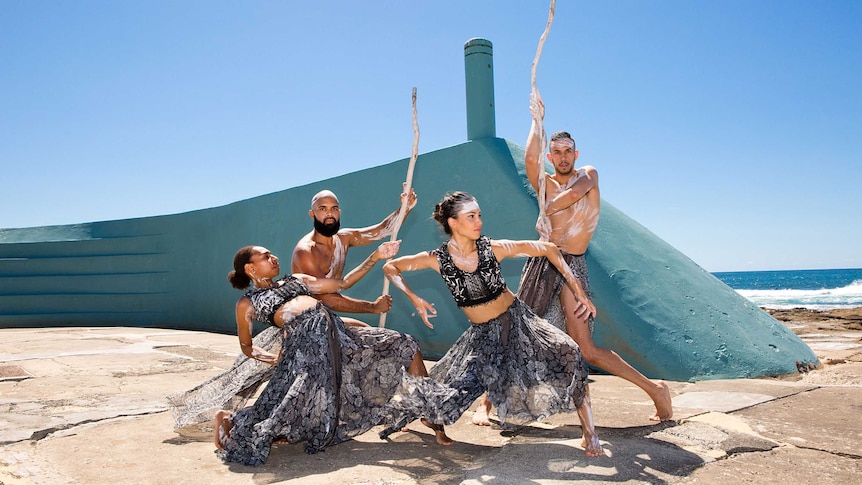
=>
[712,267,862,310]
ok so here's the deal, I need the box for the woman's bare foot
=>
[471,399,492,426]
[580,435,605,457]
[421,418,454,446]
[214,410,233,450]
[648,381,674,422]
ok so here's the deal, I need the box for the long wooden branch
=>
[532,0,555,241]
[379,87,419,328]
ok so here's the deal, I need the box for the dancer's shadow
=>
[480,420,704,484]
[225,425,497,484]
[169,418,704,484]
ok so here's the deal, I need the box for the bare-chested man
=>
[472,94,672,425]
[290,186,452,445]
[291,187,417,327]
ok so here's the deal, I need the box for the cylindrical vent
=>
[464,38,496,140]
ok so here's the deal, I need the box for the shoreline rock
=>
[763,306,862,386]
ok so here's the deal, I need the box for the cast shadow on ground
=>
[167,419,704,484]
[478,421,705,484]
[232,428,493,484]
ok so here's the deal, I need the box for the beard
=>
[555,163,574,176]
[313,217,341,237]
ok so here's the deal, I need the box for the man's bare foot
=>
[471,401,492,426]
[214,410,233,450]
[581,436,605,457]
[648,381,674,422]
[421,418,454,446]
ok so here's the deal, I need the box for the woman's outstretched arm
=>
[382,251,439,328]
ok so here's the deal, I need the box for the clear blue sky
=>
[2,1,860,272]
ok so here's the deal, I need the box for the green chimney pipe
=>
[464,38,496,140]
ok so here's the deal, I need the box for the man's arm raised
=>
[524,95,545,193]
[344,186,417,247]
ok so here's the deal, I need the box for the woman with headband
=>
[380,191,603,457]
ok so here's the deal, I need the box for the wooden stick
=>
[532,0,555,241]
[379,87,419,328]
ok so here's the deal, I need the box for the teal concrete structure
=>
[0,39,818,381]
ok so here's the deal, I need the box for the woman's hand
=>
[571,297,597,322]
[249,347,281,365]
[413,297,437,328]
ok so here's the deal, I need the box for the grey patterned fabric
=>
[167,325,283,429]
[166,276,316,430]
[517,253,594,335]
[245,275,311,325]
[379,298,588,438]
[213,303,419,466]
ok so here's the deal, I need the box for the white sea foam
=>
[736,279,862,310]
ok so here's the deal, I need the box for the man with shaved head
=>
[292,186,417,326]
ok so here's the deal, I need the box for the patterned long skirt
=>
[208,303,418,466]
[380,298,588,438]
[167,325,283,430]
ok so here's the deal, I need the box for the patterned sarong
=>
[379,298,589,437]
[516,253,594,335]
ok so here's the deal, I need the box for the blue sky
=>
[2,1,860,272]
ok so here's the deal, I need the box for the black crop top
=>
[244,275,311,325]
[433,235,506,307]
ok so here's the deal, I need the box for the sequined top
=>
[433,235,506,307]
[244,275,311,325]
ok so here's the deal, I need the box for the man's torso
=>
[292,232,350,279]
[545,169,600,255]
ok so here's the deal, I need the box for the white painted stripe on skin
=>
[496,240,546,258]
[388,274,410,294]
[327,236,347,278]
[275,304,304,323]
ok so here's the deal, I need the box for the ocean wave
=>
[736,279,862,310]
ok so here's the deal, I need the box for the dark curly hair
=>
[227,245,256,289]
[432,191,477,236]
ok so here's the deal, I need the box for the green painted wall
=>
[0,136,818,380]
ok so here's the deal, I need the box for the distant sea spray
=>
[712,268,862,310]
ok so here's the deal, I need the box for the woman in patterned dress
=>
[380,191,604,457]
[213,242,450,467]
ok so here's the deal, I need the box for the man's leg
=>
[560,286,673,421]
[577,384,604,457]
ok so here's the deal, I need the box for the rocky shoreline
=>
[766,306,862,330]
[764,306,862,385]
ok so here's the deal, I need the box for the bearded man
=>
[291,187,417,326]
